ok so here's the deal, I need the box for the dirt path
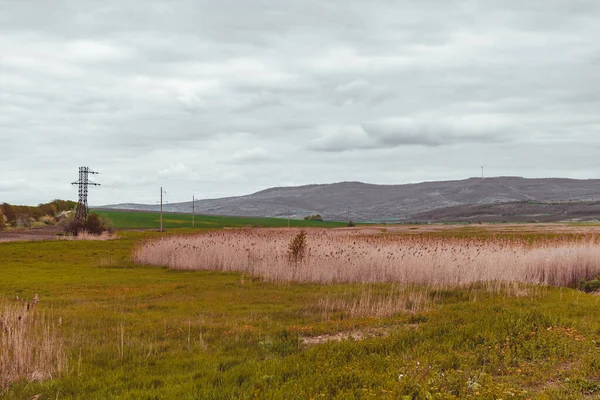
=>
[0,226,62,243]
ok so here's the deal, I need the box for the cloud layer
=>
[1,0,599,205]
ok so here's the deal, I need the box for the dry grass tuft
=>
[315,285,434,320]
[133,228,600,287]
[0,296,66,391]
[60,231,116,241]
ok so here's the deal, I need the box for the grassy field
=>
[93,209,347,230]
[2,225,600,399]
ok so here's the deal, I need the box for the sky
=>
[1,0,599,206]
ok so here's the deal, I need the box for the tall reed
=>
[0,296,66,391]
[315,285,434,319]
[133,229,600,287]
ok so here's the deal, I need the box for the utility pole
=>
[192,195,195,228]
[347,206,351,222]
[71,166,100,231]
[160,187,167,232]
[481,166,484,179]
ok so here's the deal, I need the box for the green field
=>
[2,225,600,399]
[93,209,347,230]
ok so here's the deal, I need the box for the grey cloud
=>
[332,79,393,106]
[362,116,515,147]
[310,116,516,152]
[308,126,372,152]
[233,91,282,112]
[225,148,273,164]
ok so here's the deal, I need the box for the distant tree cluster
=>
[304,214,323,221]
[0,200,77,228]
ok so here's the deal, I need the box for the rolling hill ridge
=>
[101,177,600,222]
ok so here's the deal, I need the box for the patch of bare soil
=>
[301,328,389,346]
[301,325,419,346]
[0,226,61,243]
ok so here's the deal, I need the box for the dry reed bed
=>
[0,297,66,391]
[132,229,600,287]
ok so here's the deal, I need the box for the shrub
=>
[304,214,323,221]
[1,203,15,226]
[287,231,307,264]
[578,277,600,293]
[60,214,79,235]
[61,212,112,236]
[15,214,33,228]
[85,212,104,235]
[38,215,56,225]
[38,203,57,217]
[347,220,356,227]
[0,210,5,230]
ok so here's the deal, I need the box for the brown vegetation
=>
[0,296,66,392]
[287,230,307,264]
[60,231,116,241]
[62,211,113,236]
[133,228,600,287]
[315,285,434,319]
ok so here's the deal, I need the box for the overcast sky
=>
[1,0,599,205]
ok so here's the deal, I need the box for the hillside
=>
[101,177,600,222]
[411,200,600,223]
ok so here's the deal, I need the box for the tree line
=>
[0,200,78,229]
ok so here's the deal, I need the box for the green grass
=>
[93,210,347,230]
[2,228,600,399]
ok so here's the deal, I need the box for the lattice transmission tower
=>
[71,166,100,227]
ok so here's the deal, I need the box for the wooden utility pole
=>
[160,187,166,232]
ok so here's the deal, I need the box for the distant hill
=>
[100,177,600,222]
[411,200,600,223]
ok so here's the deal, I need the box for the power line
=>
[71,166,100,229]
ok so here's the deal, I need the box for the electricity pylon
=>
[71,166,100,228]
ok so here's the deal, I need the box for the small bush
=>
[287,231,307,264]
[60,214,79,235]
[38,215,56,225]
[578,277,600,293]
[304,214,323,221]
[347,220,356,227]
[0,210,5,230]
[15,215,34,228]
[85,212,104,235]
[62,212,112,236]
